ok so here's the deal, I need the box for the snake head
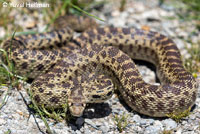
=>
[68,96,86,117]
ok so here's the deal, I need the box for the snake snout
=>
[69,102,86,117]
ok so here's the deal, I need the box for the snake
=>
[1,16,198,117]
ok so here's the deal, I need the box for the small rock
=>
[132,115,141,123]
[108,18,126,27]
[174,39,185,50]
[37,121,45,128]
[100,125,109,133]
[189,114,196,120]
[75,130,81,134]
[161,4,175,11]
[162,119,177,130]
[140,119,154,126]
[145,120,163,134]
[120,12,128,19]
[25,21,36,29]
[108,118,115,126]
[54,129,68,134]
[111,10,120,17]
[146,119,155,125]
[162,22,176,37]
[181,120,187,125]
[84,129,91,134]
[141,9,160,20]
[138,66,156,84]
[134,3,145,12]
[175,28,188,38]
[127,8,135,13]
[134,126,143,132]
[193,125,199,130]
[144,126,161,134]
[175,128,182,134]
[154,120,163,128]
[112,109,119,114]
[95,120,102,127]
[79,127,84,133]
[191,36,200,44]
[85,119,98,129]
[0,118,6,125]
[181,49,191,59]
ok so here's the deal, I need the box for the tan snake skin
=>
[2,19,198,117]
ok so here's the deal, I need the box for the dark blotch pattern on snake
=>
[1,16,198,117]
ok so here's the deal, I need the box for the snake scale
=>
[2,16,198,117]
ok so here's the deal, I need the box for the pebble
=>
[140,119,154,126]
[75,130,81,134]
[174,39,185,50]
[138,66,156,84]
[189,114,196,120]
[85,119,99,130]
[0,118,6,125]
[141,9,161,20]
[84,129,91,134]
[162,119,177,130]
[132,114,141,123]
[176,128,182,134]
[100,125,109,133]
[145,121,163,134]
[162,21,176,37]
[127,7,135,13]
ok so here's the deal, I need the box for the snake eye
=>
[82,103,86,107]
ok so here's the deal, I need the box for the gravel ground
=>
[0,0,200,134]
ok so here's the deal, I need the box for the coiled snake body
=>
[2,17,198,117]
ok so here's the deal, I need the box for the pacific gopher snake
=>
[2,16,198,117]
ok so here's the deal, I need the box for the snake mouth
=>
[69,103,86,117]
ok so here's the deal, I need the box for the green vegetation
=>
[0,32,26,109]
[166,107,191,123]
[113,112,130,132]
[167,0,200,75]
[27,88,60,134]
[3,129,11,134]
[179,0,200,20]
[28,87,72,122]
[177,0,200,31]
[162,129,172,134]
[0,0,103,40]
[184,42,200,76]
[120,0,127,11]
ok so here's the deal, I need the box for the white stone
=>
[162,119,177,130]
[0,118,6,125]
[111,10,120,17]
[132,114,141,123]
[175,128,182,134]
